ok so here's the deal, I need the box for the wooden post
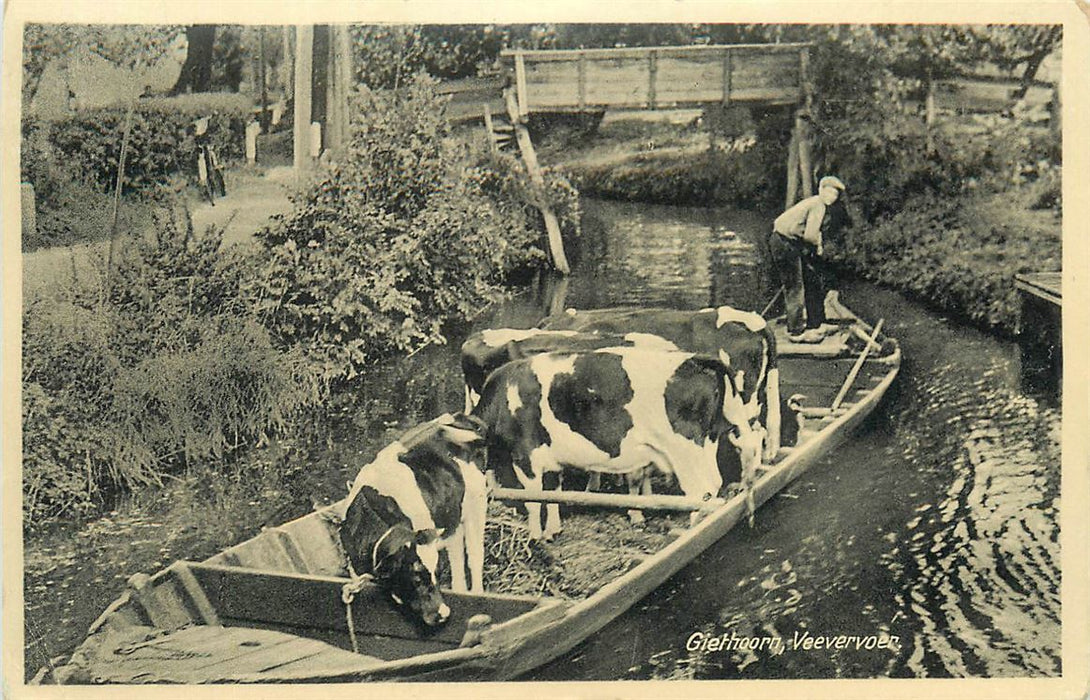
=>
[505,88,570,275]
[333,24,353,152]
[258,26,269,132]
[293,25,314,178]
[784,121,800,209]
[797,112,813,198]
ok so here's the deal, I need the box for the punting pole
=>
[490,487,724,513]
[761,286,785,318]
[831,318,884,411]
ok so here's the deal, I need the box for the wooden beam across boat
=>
[490,487,725,512]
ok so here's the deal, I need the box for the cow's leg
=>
[541,470,563,540]
[446,525,468,592]
[625,468,650,525]
[462,469,488,592]
[586,471,602,492]
[764,367,781,462]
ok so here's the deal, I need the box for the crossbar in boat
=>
[490,487,725,512]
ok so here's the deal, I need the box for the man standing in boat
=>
[768,175,846,343]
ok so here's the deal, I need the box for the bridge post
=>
[504,87,571,275]
[785,120,800,209]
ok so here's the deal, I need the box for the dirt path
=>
[22,167,296,300]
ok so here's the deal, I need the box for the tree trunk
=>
[1012,50,1049,101]
[171,25,216,95]
[924,74,936,152]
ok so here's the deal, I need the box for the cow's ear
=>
[415,528,438,546]
[438,413,486,445]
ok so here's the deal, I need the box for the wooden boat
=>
[41,298,900,684]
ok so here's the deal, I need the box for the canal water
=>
[23,198,1061,681]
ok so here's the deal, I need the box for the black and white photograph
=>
[4,1,1086,696]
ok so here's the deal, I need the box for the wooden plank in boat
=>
[195,635,332,674]
[778,357,887,386]
[84,625,267,682]
[226,530,297,572]
[274,513,347,576]
[263,644,391,676]
[83,625,384,683]
[128,574,195,631]
[187,563,542,648]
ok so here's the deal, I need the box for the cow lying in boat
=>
[460,328,680,412]
[338,413,488,628]
[539,304,791,461]
[472,347,766,540]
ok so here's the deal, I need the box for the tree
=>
[972,25,1061,99]
[22,24,182,105]
[171,25,216,94]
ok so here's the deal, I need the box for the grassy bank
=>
[826,190,1060,336]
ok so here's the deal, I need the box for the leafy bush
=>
[22,210,323,526]
[34,94,249,195]
[568,147,770,208]
[826,193,1060,334]
[246,77,574,383]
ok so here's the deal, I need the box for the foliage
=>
[826,192,1060,334]
[22,24,183,103]
[22,211,323,526]
[350,25,508,89]
[31,95,249,194]
[568,147,770,208]
[245,77,571,383]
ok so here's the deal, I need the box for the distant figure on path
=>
[768,175,846,343]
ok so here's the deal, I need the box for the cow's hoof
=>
[627,510,646,525]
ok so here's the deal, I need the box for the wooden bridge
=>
[447,44,816,274]
[503,43,811,115]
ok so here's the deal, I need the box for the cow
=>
[471,347,766,540]
[539,305,788,463]
[338,412,488,628]
[460,327,680,412]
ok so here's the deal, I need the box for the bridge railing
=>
[501,43,812,116]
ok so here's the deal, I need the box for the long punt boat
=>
[41,299,900,684]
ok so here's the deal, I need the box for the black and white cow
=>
[540,305,788,462]
[338,413,488,628]
[460,327,679,412]
[471,348,765,540]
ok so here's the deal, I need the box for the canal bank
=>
[24,198,1061,681]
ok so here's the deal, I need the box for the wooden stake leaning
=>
[831,318,884,411]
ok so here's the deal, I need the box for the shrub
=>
[35,94,250,195]
[22,208,323,526]
[246,77,574,383]
[827,192,1059,334]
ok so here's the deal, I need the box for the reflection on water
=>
[524,199,1061,680]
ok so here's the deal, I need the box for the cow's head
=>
[372,525,451,628]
